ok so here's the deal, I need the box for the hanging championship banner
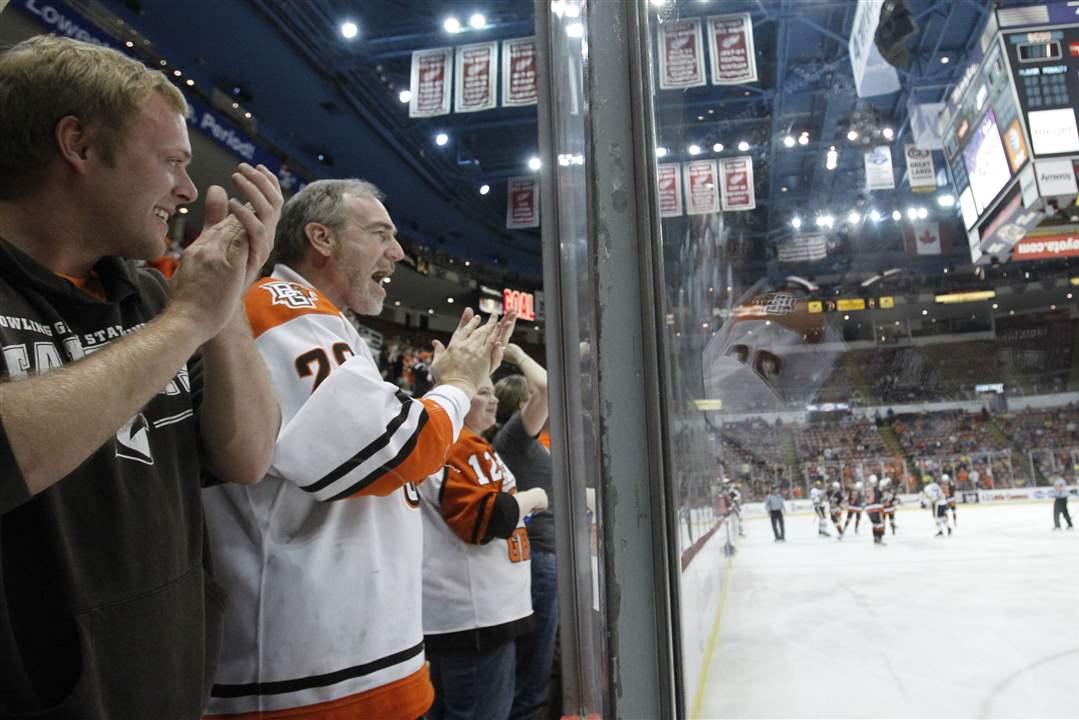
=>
[707,14,757,85]
[683,160,721,215]
[455,42,498,113]
[905,145,936,192]
[657,163,683,217]
[720,156,756,211]
[502,37,538,107]
[410,47,452,118]
[658,19,706,90]
[507,176,540,228]
[864,145,896,190]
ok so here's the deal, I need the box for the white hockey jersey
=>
[420,429,533,637]
[202,265,468,719]
[810,487,824,506]
[923,481,947,507]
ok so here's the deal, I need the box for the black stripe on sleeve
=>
[484,492,520,542]
[470,493,492,544]
[301,392,419,495]
[322,411,431,501]
[211,640,424,698]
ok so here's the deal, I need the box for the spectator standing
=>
[0,36,281,717]
[1052,477,1074,531]
[420,377,549,720]
[765,486,786,542]
[202,179,515,719]
[491,344,556,719]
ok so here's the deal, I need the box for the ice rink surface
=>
[695,501,1079,719]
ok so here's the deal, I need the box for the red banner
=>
[708,13,757,85]
[720,156,755,211]
[683,160,720,215]
[410,47,452,118]
[657,163,683,217]
[502,37,537,107]
[658,19,706,90]
[455,42,497,113]
[1013,233,1079,260]
[506,176,540,229]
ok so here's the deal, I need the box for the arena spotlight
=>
[399,90,412,103]
[870,210,882,222]
[443,17,462,33]
[892,210,902,221]
[738,140,750,152]
[656,147,669,158]
[882,127,894,140]
[847,129,859,141]
[798,132,809,145]
[469,13,486,29]
[791,216,802,229]
[783,135,796,148]
[528,157,542,171]
[479,184,490,195]
[340,21,358,39]
[712,143,724,152]
[435,132,449,146]
[688,144,702,155]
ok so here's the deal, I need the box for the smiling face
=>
[91,92,197,261]
[326,193,404,316]
[464,378,499,433]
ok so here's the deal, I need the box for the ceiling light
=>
[921,309,928,316]
[399,89,412,103]
[712,143,724,152]
[340,21,358,39]
[688,144,701,155]
[656,146,669,158]
[650,0,667,6]
[843,314,850,321]
[937,193,955,207]
[798,132,809,145]
[818,214,835,228]
[882,127,894,140]
[940,56,950,64]
[185,79,195,86]
[469,13,486,29]
[907,207,918,220]
[465,260,471,267]
[791,216,802,229]
[381,277,391,285]
[1068,293,1074,300]
[244,112,252,119]
[528,156,542,171]
[892,210,902,221]
[428,308,435,314]
[847,129,858,141]
[479,184,490,195]
[178,207,189,215]
[565,22,584,38]
[447,297,455,304]
[870,209,882,222]
[435,132,449,146]
[781,186,788,192]
[159,59,167,66]
[173,69,182,77]
[443,17,462,33]
[737,141,750,152]
[848,211,861,224]
[917,207,928,219]
[534,325,541,331]
[394,300,401,306]
[783,135,795,148]
[124,40,134,48]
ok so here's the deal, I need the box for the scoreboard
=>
[938,2,1079,265]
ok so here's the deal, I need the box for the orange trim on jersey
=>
[203,666,433,720]
[245,277,343,340]
[439,429,509,544]
[55,270,106,301]
[347,398,456,497]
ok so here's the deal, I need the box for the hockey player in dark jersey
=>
[843,480,865,534]
[828,481,847,540]
[864,476,887,546]
[941,473,958,525]
[881,476,899,535]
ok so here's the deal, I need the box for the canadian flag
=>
[906,220,942,255]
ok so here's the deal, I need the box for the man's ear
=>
[304,222,335,258]
[54,116,93,171]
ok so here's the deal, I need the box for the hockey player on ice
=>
[810,480,830,537]
[940,472,958,526]
[881,476,899,535]
[843,479,865,534]
[922,478,952,536]
[828,481,846,540]
[863,476,887,546]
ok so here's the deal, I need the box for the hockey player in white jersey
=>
[828,481,846,539]
[923,478,952,537]
[810,480,830,537]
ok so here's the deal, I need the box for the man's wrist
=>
[439,377,478,398]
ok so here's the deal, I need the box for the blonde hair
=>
[0,35,186,198]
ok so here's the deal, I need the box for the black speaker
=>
[874,0,918,69]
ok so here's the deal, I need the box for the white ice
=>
[694,502,1079,719]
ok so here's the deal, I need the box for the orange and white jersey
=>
[419,429,533,636]
[202,265,468,719]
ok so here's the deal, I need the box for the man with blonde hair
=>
[0,35,282,717]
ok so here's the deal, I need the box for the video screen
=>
[962,109,1012,214]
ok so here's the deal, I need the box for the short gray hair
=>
[270,178,385,268]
